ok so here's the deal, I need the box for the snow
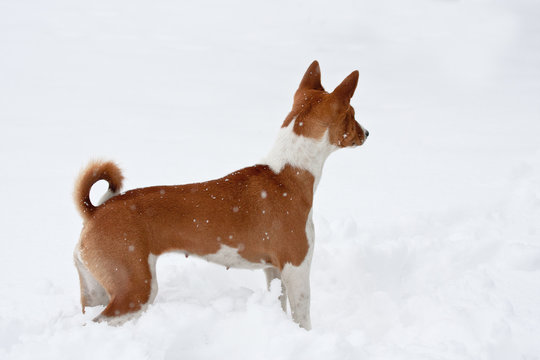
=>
[1,0,540,359]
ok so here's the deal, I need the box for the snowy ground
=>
[1,0,540,359]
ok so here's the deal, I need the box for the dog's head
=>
[282,61,368,148]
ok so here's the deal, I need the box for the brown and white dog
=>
[73,61,368,330]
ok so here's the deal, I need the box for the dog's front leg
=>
[264,267,287,312]
[281,263,312,330]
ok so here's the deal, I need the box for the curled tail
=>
[74,160,124,220]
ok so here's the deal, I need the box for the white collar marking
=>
[261,118,337,190]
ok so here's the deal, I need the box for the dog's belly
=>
[197,244,269,270]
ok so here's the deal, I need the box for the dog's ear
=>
[332,70,359,104]
[298,60,324,91]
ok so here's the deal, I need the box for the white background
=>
[1,0,539,358]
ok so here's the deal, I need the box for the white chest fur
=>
[261,119,337,189]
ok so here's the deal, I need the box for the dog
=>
[73,61,368,330]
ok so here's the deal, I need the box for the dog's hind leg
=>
[91,253,156,325]
[74,249,109,313]
[264,267,287,312]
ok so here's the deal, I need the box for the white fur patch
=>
[148,253,159,304]
[74,246,109,308]
[201,244,267,270]
[97,189,117,206]
[261,120,337,189]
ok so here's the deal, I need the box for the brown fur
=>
[74,61,367,324]
[74,160,124,219]
[284,62,364,147]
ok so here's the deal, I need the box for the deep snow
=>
[1,0,540,359]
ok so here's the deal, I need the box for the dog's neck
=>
[261,119,337,190]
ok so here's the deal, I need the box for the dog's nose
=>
[365,130,369,137]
